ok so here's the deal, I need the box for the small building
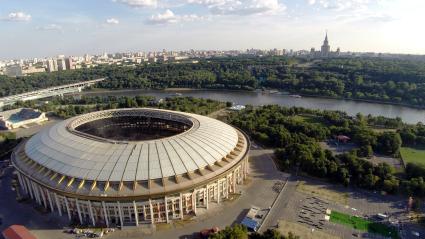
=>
[2,225,37,239]
[241,206,265,232]
[336,135,350,143]
[241,217,259,232]
[0,108,48,130]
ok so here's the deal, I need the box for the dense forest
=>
[2,56,425,107]
[230,105,425,196]
[398,124,425,147]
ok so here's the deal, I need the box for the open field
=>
[400,147,425,166]
[277,220,341,239]
[370,127,397,133]
[296,181,349,205]
[292,115,326,126]
[330,211,399,239]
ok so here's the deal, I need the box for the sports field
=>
[400,147,425,166]
[330,211,399,239]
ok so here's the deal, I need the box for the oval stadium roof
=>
[24,108,240,183]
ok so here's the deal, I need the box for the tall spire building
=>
[321,32,331,57]
[310,31,340,58]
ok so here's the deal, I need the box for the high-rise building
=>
[321,32,331,57]
[84,54,91,62]
[46,59,58,72]
[310,31,340,58]
[57,58,67,71]
[65,57,74,70]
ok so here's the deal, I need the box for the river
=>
[76,89,425,124]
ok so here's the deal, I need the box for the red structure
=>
[2,225,37,239]
[336,135,350,143]
[200,226,219,238]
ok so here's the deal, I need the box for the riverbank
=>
[299,93,425,111]
[80,87,251,95]
[72,87,425,124]
[81,87,425,111]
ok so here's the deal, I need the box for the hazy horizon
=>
[1,0,425,60]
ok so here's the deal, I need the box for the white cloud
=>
[36,24,62,30]
[106,18,120,24]
[2,12,31,21]
[187,0,286,15]
[318,0,396,24]
[148,9,201,24]
[336,12,396,23]
[187,0,226,4]
[310,0,371,11]
[113,0,157,8]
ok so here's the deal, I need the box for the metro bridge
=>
[0,78,105,108]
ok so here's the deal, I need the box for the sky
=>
[0,0,424,59]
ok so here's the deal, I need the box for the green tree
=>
[376,132,402,155]
[210,225,248,239]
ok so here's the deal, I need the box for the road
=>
[260,176,298,232]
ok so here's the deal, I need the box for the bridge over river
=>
[0,78,105,108]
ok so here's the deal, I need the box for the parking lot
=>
[263,177,425,239]
[297,196,328,230]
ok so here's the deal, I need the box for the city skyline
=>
[1,0,425,59]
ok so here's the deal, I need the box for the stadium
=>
[11,108,249,227]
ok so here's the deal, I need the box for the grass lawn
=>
[330,211,399,239]
[292,115,326,126]
[400,147,425,166]
[369,126,397,133]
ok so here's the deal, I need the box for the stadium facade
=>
[11,108,249,227]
